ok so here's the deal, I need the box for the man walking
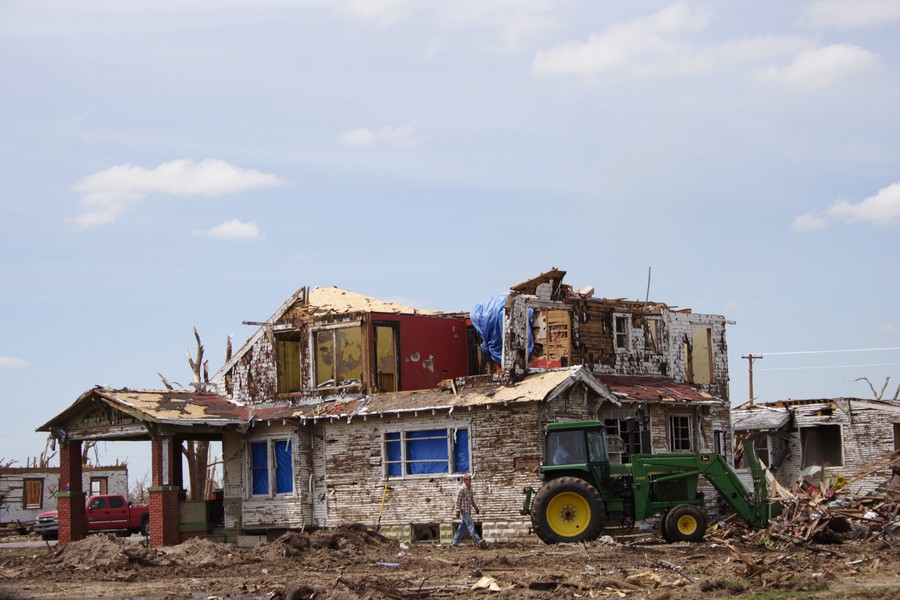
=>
[451,473,483,546]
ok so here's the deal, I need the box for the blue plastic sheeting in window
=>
[275,440,293,494]
[454,429,470,473]
[385,432,401,476]
[406,430,448,474]
[471,294,533,364]
[251,442,268,495]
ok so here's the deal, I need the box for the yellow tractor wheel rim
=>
[676,514,698,536]
[546,491,591,537]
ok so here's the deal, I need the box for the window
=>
[604,418,644,461]
[644,318,660,353]
[613,314,630,351]
[276,336,303,393]
[375,323,399,392]
[547,430,587,465]
[714,429,726,458]
[107,495,125,509]
[250,438,294,496]
[23,479,43,509]
[686,326,714,384]
[383,427,469,477]
[801,425,843,468]
[315,325,363,388]
[90,477,108,496]
[669,415,692,452]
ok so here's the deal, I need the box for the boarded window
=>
[645,318,659,353]
[687,326,714,384]
[529,310,571,369]
[90,477,108,496]
[801,425,843,468]
[315,325,363,388]
[276,338,303,393]
[383,428,470,477]
[669,415,692,452]
[23,479,43,509]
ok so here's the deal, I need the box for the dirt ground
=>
[1,523,898,600]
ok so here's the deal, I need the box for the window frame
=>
[382,425,471,479]
[668,414,693,452]
[612,313,630,352]
[800,424,844,468]
[23,478,43,509]
[248,436,296,498]
[311,322,364,390]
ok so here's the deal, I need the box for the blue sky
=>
[1,1,899,485]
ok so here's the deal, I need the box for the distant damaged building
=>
[732,398,900,495]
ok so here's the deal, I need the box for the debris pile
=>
[728,450,900,546]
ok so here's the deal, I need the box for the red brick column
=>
[149,436,182,546]
[57,441,86,545]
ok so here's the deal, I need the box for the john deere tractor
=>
[522,420,779,544]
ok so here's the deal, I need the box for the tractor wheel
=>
[663,505,707,543]
[531,477,605,544]
[659,510,672,543]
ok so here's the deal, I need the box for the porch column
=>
[149,435,182,547]
[57,440,87,545]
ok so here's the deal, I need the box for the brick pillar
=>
[149,436,181,546]
[57,441,86,545]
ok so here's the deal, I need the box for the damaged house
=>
[210,269,735,543]
[732,398,900,495]
[38,269,736,545]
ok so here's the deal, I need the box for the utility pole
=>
[742,354,763,405]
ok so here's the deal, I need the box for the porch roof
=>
[731,406,792,431]
[37,387,248,434]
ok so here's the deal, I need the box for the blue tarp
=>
[471,293,533,364]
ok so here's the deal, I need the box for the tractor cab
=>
[543,420,611,489]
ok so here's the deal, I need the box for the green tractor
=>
[522,420,780,543]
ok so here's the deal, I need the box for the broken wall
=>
[775,401,900,495]
[503,295,730,403]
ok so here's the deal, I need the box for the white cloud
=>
[756,44,877,91]
[826,182,900,227]
[192,219,265,241]
[337,124,417,147]
[0,356,29,368]
[793,182,900,231]
[881,324,900,335]
[807,0,900,29]
[791,211,829,232]
[72,158,282,228]
[531,3,806,81]
[336,0,417,27]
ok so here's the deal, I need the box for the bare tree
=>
[853,376,896,401]
[129,469,150,505]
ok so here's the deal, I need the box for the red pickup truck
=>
[33,494,150,540]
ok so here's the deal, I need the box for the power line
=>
[757,362,900,372]
[758,347,900,356]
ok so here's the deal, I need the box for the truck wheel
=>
[531,477,605,544]
[663,505,707,543]
[140,517,150,537]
